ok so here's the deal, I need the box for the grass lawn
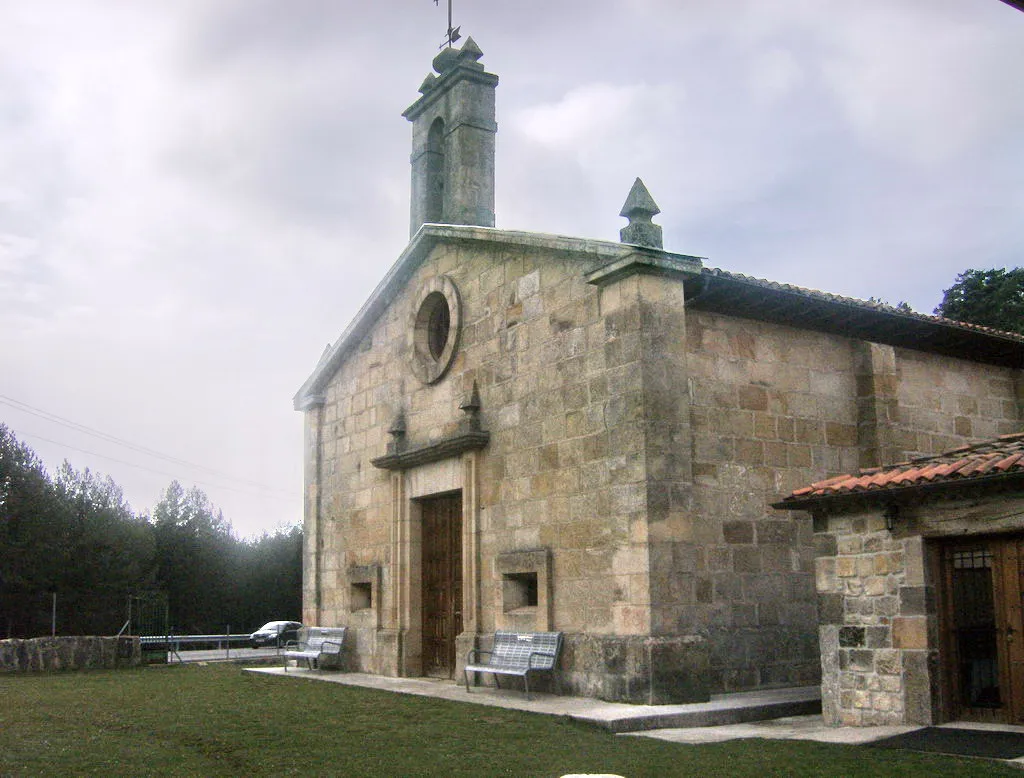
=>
[0,663,1019,777]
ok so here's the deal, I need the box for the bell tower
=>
[403,37,498,237]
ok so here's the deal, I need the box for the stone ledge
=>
[370,431,490,471]
[585,250,703,287]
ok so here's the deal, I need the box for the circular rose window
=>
[410,276,461,384]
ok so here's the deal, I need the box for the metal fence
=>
[1,590,136,639]
[139,632,277,663]
[1,592,273,664]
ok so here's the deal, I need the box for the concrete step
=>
[254,667,820,734]
[569,686,822,733]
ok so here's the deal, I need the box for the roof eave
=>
[292,225,441,411]
[773,471,1024,515]
[687,271,1024,368]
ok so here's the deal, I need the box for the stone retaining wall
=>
[0,636,141,672]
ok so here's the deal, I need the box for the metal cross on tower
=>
[434,0,461,48]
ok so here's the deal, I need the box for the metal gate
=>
[126,592,169,663]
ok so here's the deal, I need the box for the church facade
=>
[293,39,1024,704]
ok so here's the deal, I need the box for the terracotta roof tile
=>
[777,432,1024,505]
[996,452,1023,471]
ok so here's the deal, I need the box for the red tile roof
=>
[775,432,1024,509]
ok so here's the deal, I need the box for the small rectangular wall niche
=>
[503,572,538,611]
[351,582,373,610]
[348,564,381,626]
[494,549,550,632]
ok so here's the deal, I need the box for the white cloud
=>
[811,3,1024,165]
[1,0,1021,535]
[748,47,805,104]
[514,82,680,151]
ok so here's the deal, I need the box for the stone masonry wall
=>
[685,312,1022,693]
[814,497,1024,726]
[306,238,673,687]
[304,233,1023,700]
[813,510,932,726]
[685,310,850,691]
[0,636,141,672]
[892,348,1020,458]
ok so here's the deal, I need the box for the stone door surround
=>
[387,454,481,678]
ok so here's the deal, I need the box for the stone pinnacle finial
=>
[418,73,438,95]
[459,37,483,61]
[459,380,483,431]
[432,37,484,76]
[387,410,407,453]
[619,177,663,249]
[432,46,459,74]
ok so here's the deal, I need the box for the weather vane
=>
[434,0,461,49]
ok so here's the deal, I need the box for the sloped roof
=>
[774,432,1024,511]
[294,226,1024,411]
[292,224,665,410]
[684,268,1024,368]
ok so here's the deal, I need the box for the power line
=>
[0,394,299,498]
[11,427,300,503]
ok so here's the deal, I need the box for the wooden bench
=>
[283,627,346,671]
[464,630,562,699]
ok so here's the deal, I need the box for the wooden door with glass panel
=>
[941,537,1024,723]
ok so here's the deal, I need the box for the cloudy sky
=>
[2,1,1022,537]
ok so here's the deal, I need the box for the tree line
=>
[934,267,1024,335]
[0,425,302,638]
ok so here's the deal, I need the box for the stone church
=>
[293,38,1024,704]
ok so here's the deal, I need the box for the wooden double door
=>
[420,493,463,678]
[941,536,1024,723]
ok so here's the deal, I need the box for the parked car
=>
[249,621,302,648]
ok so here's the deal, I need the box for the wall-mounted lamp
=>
[884,504,899,532]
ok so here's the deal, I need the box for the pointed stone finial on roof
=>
[418,73,438,94]
[432,37,484,75]
[620,178,661,219]
[458,37,484,66]
[619,177,663,249]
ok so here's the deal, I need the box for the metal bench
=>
[464,630,562,699]
[283,627,346,671]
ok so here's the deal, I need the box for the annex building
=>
[777,433,1024,726]
[293,38,1024,705]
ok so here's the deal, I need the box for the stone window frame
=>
[494,549,551,632]
[348,564,382,629]
[410,275,462,385]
